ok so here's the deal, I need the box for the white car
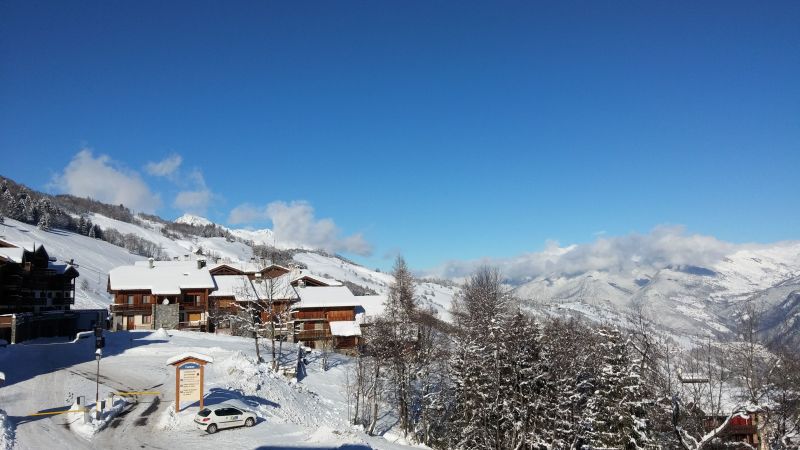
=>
[194,403,257,433]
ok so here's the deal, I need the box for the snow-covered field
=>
[0,330,421,450]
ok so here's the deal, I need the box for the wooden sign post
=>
[166,353,213,412]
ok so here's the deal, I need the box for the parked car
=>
[194,403,257,433]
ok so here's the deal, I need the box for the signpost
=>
[166,353,213,412]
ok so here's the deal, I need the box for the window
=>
[127,295,135,305]
[143,295,152,304]
[314,322,323,331]
[142,314,152,324]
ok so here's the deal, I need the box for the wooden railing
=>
[295,330,332,341]
[110,304,153,313]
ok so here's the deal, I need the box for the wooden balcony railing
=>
[110,304,153,313]
[294,330,332,341]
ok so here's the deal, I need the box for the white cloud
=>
[428,226,737,281]
[228,203,267,224]
[227,200,373,256]
[173,169,213,214]
[145,154,183,177]
[49,149,162,213]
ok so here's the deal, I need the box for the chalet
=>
[107,259,215,331]
[207,271,299,335]
[290,286,385,351]
[704,411,767,450]
[0,240,92,343]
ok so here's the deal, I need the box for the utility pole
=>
[95,348,102,419]
[94,325,105,420]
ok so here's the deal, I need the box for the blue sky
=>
[1,1,798,272]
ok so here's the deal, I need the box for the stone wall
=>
[153,304,179,329]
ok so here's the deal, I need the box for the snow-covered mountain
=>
[514,242,800,344]
[174,213,213,227]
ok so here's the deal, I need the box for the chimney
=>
[197,259,206,269]
[148,258,154,269]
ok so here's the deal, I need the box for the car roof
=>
[212,401,250,411]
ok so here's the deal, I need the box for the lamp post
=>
[94,348,102,420]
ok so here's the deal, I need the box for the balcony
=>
[295,330,332,341]
[179,304,206,313]
[110,304,153,314]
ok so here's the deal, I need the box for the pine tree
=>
[382,256,418,438]
[583,326,651,450]
[37,211,51,230]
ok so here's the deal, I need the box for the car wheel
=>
[206,424,218,434]
[245,418,255,427]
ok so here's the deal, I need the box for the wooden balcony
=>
[110,304,153,314]
[295,330,332,341]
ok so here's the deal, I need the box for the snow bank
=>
[0,409,14,450]
[213,351,264,397]
[67,399,130,439]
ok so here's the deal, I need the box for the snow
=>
[294,270,343,287]
[166,352,214,365]
[109,262,215,295]
[0,329,421,449]
[329,321,362,337]
[0,247,23,263]
[295,286,362,308]
[252,273,300,301]
[0,409,13,450]
[209,275,259,300]
[174,214,213,227]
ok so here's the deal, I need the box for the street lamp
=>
[95,348,102,420]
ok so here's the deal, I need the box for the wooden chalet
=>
[0,240,92,343]
[207,262,302,333]
[704,412,766,450]
[290,285,377,351]
[107,259,215,331]
[0,241,78,314]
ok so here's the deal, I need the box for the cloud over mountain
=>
[49,149,162,213]
[228,200,372,256]
[428,225,739,281]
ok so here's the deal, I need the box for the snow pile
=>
[213,351,265,398]
[0,409,14,450]
[150,328,171,340]
[67,399,130,439]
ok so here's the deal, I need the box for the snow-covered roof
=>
[109,262,215,295]
[251,273,298,301]
[329,321,361,337]
[0,247,24,263]
[357,295,387,319]
[294,286,361,309]
[292,270,342,287]
[210,275,259,301]
[211,261,292,275]
[166,352,214,365]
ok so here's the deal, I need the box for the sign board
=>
[178,363,201,403]
[167,354,212,412]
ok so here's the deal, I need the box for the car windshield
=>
[197,408,212,417]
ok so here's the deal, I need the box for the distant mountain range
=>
[513,241,800,346]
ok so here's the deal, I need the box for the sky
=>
[1,1,799,273]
